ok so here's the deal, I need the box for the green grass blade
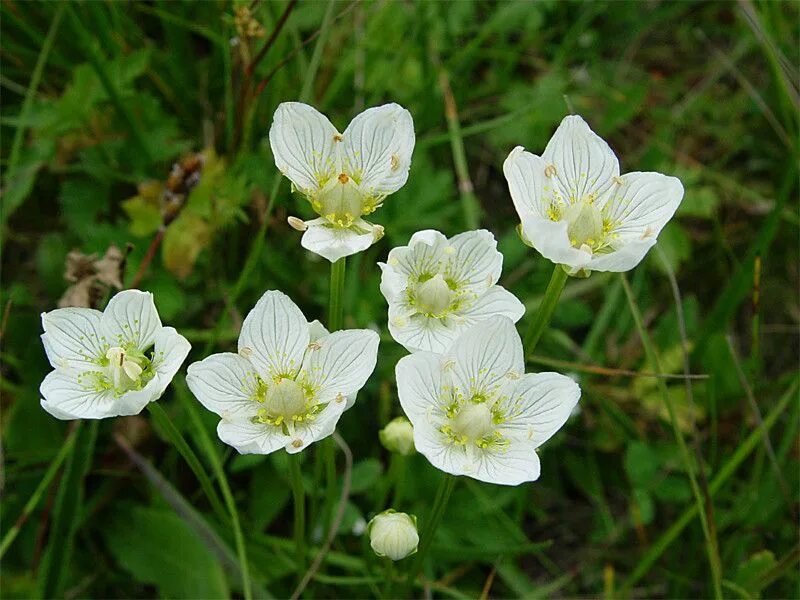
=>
[147,402,230,526]
[177,384,253,600]
[35,421,98,599]
[0,425,79,559]
[622,376,799,593]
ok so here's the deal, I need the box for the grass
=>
[1,1,798,598]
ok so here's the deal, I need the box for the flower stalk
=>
[402,474,457,594]
[524,263,568,355]
[287,454,307,579]
[328,258,347,332]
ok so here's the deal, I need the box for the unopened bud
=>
[368,510,419,561]
[379,417,415,456]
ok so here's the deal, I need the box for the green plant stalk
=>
[146,403,229,526]
[0,424,79,559]
[524,264,569,355]
[180,392,252,600]
[36,421,97,599]
[328,258,346,331]
[288,454,307,579]
[403,474,457,595]
[621,274,723,600]
[390,454,407,507]
[623,376,799,593]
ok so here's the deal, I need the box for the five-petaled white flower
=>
[40,290,191,420]
[186,291,379,454]
[396,315,580,486]
[269,102,415,263]
[503,115,684,275]
[379,229,524,354]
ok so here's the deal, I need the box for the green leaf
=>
[624,441,660,489]
[734,550,778,598]
[349,458,383,494]
[103,506,229,599]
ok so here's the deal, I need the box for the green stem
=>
[389,454,406,507]
[0,425,79,559]
[382,558,397,599]
[403,474,457,594]
[621,274,723,600]
[328,258,346,331]
[180,394,252,600]
[146,403,229,526]
[288,454,307,580]
[524,264,568,355]
[623,376,799,592]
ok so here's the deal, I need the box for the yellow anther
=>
[338,173,349,184]
[333,134,343,142]
[613,175,624,185]
[390,154,400,171]
[291,439,304,448]
[544,164,557,178]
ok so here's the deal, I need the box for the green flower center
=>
[265,378,306,419]
[104,346,151,393]
[415,274,453,316]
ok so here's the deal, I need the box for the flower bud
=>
[379,417,415,456]
[368,510,419,561]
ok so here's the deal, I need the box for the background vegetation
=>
[1,0,798,598]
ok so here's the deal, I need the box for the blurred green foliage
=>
[1,0,798,598]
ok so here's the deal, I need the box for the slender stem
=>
[621,274,723,599]
[382,559,397,599]
[403,474,457,594]
[0,425,79,559]
[524,264,568,355]
[180,394,252,600]
[328,258,346,331]
[389,454,406,507]
[146,403,229,526]
[288,454,307,580]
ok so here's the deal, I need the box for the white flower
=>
[378,229,524,354]
[379,416,415,456]
[396,315,580,486]
[368,510,419,561]
[39,290,191,420]
[269,102,415,263]
[186,291,379,454]
[503,115,684,274]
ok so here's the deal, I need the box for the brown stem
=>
[129,227,165,289]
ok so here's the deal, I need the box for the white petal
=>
[238,291,309,379]
[301,217,376,263]
[412,418,541,485]
[101,290,162,351]
[300,329,379,403]
[448,316,524,397]
[379,230,448,301]
[469,439,541,485]
[285,400,347,454]
[308,320,329,342]
[342,103,415,196]
[269,102,340,195]
[186,353,260,420]
[503,146,550,220]
[396,351,445,420]
[519,214,590,271]
[41,307,106,369]
[217,420,286,455]
[541,115,619,203]
[443,230,503,290]
[388,305,456,354]
[114,377,164,416]
[497,372,580,448]
[411,418,471,476]
[458,286,525,326]
[40,369,113,420]
[585,238,657,272]
[600,171,684,240]
[40,369,160,419]
[151,327,191,397]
